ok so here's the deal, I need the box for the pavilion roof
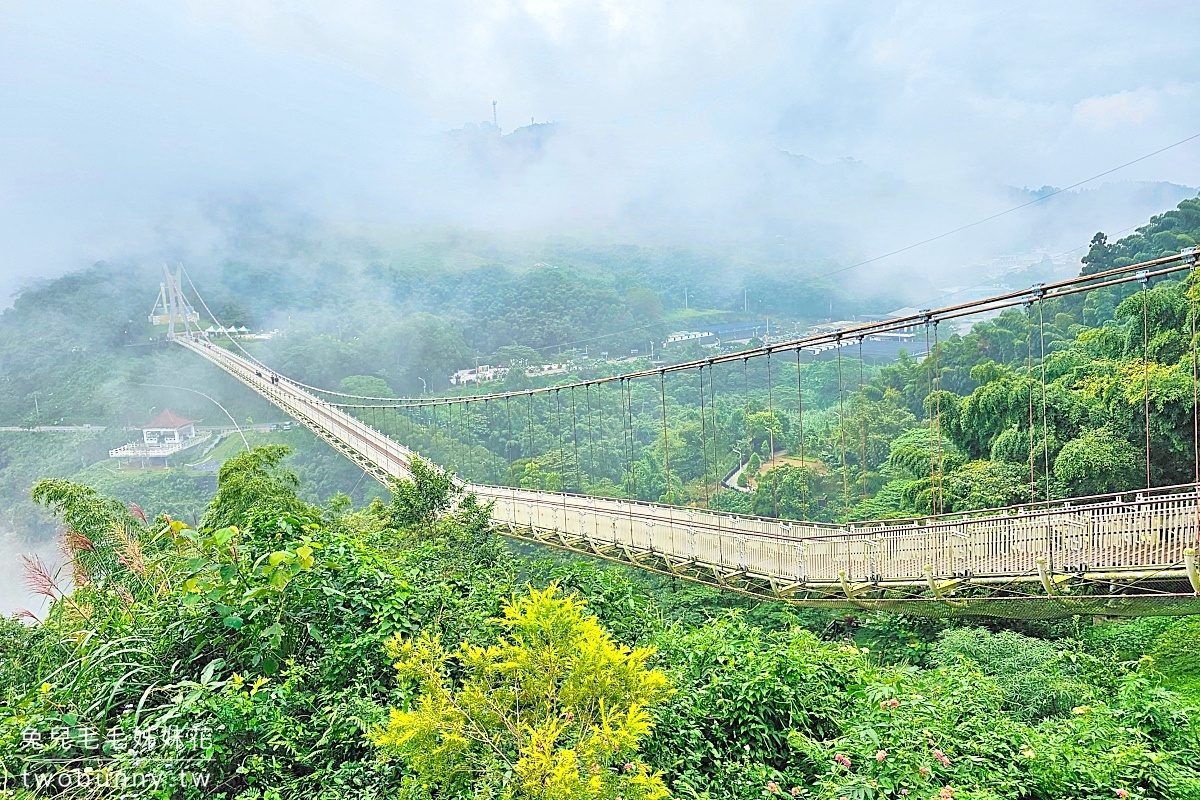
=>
[138,408,200,430]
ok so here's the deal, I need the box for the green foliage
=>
[202,445,320,534]
[1054,426,1142,495]
[388,457,460,529]
[340,375,396,398]
[3,450,520,798]
[8,455,1200,799]
[649,615,1200,800]
[31,477,147,590]
[1149,617,1200,697]
[932,628,1095,720]
[373,584,671,800]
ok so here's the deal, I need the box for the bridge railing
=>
[475,483,1198,586]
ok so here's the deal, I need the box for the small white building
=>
[525,363,568,378]
[139,409,198,446]
[110,409,209,468]
[449,364,510,386]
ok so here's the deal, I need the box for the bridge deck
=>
[178,336,1200,617]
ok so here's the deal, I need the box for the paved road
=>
[0,424,288,433]
[0,425,108,432]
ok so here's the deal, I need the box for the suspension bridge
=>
[156,252,1200,618]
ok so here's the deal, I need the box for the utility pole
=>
[32,392,39,421]
[684,288,689,309]
[744,289,748,313]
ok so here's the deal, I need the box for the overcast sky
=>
[2,0,1199,301]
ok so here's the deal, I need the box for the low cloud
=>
[1,0,1198,303]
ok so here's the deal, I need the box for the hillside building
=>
[109,408,210,469]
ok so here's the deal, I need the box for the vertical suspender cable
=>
[1026,301,1036,503]
[1141,273,1152,489]
[1188,253,1200,557]
[659,371,673,505]
[463,401,471,480]
[925,320,934,510]
[487,400,499,482]
[527,392,535,463]
[630,378,640,500]
[622,379,638,535]
[858,337,868,503]
[1038,301,1051,500]
[555,389,566,490]
[449,401,456,470]
[432,402,439,452]
[585,384,595,479]
[698,366,712,508]
[624,379,637,500]
[709,362,724,514]
[766,351,779,517]
[836,338,850,510]
[741,357,751,493]
[1190,254,1200,485]
[795,347,807,517]
[597,381,606,484]
[933,321,943,514]
[742,356,750,465]
[570,387,582,491]
[505,395,514,483]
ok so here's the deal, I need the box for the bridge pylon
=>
[149,265,200,338]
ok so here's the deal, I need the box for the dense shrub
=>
[3,447,1199,799]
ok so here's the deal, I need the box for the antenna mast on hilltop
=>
[492,100,498,129]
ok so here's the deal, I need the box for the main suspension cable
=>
[180,253,1193,411]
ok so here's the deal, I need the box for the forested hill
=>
[0,196,1198,538]
[0,231,897,429]
[2,195,1198,430]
